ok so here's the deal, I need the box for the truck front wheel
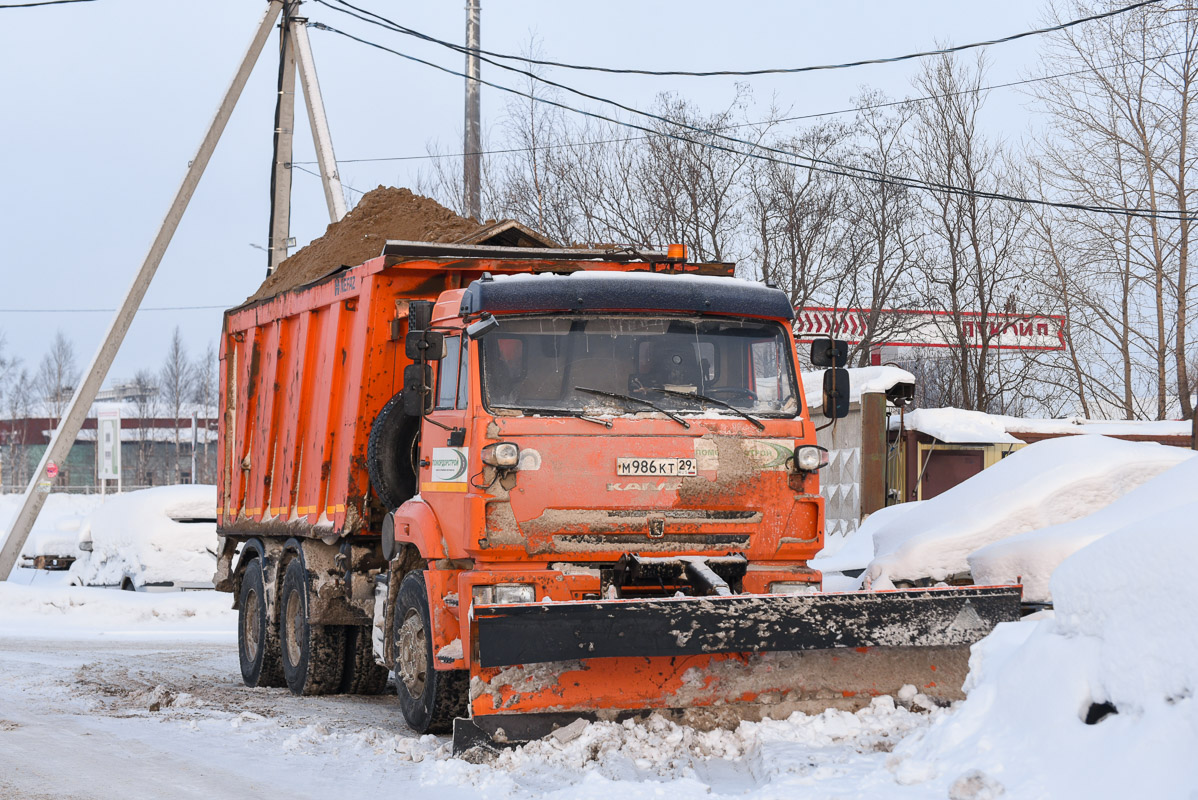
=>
[393,571,468,734]
[280,557,345,695]
[238,560,285,688]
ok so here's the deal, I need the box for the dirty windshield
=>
[481,315,800,417]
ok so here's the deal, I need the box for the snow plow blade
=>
[456,586,1020,754]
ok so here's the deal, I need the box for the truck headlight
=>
[770,581,820,595]
[795,445,828,471]
[472,583,536,605]
[481,442,520,468]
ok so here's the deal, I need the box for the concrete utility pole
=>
[0,1,285,581]
[292,14,347,223]
[463,0,482,221]
[267,0,299,275]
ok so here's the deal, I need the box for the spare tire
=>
[367,392,420,511]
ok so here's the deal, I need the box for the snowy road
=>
[0,589,948,800]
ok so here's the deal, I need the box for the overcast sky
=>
[0,0,1047,384]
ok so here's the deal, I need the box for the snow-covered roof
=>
[893,407,1191,444]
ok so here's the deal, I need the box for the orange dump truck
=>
[214,241,1020,752]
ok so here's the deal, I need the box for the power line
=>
[0,0,94,7]
[291,162,367,196]
[309,21,1195,222]
[316,0,1162,78]
[309,4,1194,220]
[293,49,1188,167]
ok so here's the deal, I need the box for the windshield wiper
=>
[512,407,613,428]
[573,386,691,429]
[647,387,766,431]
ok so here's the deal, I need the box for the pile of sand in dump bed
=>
[245,186,481,303]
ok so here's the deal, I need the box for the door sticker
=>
[431,447,469,482]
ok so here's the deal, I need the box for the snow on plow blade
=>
[456,586,1021,753]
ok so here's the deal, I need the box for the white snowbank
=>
[813,501,923,576]
[0,583,234,640]
[802,365,915,407]
[69,485,218,589]
[889,499,1198,797]
[968,457,1198,602]
[0,493,104,560]
[864,435,1193,586]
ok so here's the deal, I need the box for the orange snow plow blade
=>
[454,585,1021,752]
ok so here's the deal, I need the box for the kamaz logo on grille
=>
[606,481,682,491]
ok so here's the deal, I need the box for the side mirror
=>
[822,368,851,419]
[466,314,499,340]
[403,364,433,416]
[405,330,445,361]
[810,338,848,368]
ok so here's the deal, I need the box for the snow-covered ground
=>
[3,432,1196,797]
[0,581,955,799]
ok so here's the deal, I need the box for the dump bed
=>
[216,243,732,538]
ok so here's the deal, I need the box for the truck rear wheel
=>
[393,571,468,734]
[280,557,345,695]
[238,561,285,688]
[340,625,390,695]
[367,392,419,511]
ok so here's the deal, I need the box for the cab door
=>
[418,334,472,537]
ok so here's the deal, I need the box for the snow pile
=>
[427,700,942,796]
[0,493,104,560]
[864,435,1193,587]
[802,365,915,408]
[969,456,1198,602]
[813,501,923,577]
[69,485,218,589]
[889,499,1198,797]
[0,583,234,639]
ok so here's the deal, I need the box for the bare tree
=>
[747,121,849,312]
[129,369,159,487]
[913,53,1030,412]
[191,341,218,484]
[36,330,79,423]
[159,327,194,483]
[1032,0,1198,419]
[840,93,925,365]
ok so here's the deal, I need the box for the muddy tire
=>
[340,625,390,695]
[393,571,468,734]
[238,561,285,688]
[367,392,420,511]
[279,557,345,696]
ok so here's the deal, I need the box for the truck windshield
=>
[480,315,800,417]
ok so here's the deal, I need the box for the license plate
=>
[615,457,697,476]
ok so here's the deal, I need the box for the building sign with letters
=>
[794,307,1066,351]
